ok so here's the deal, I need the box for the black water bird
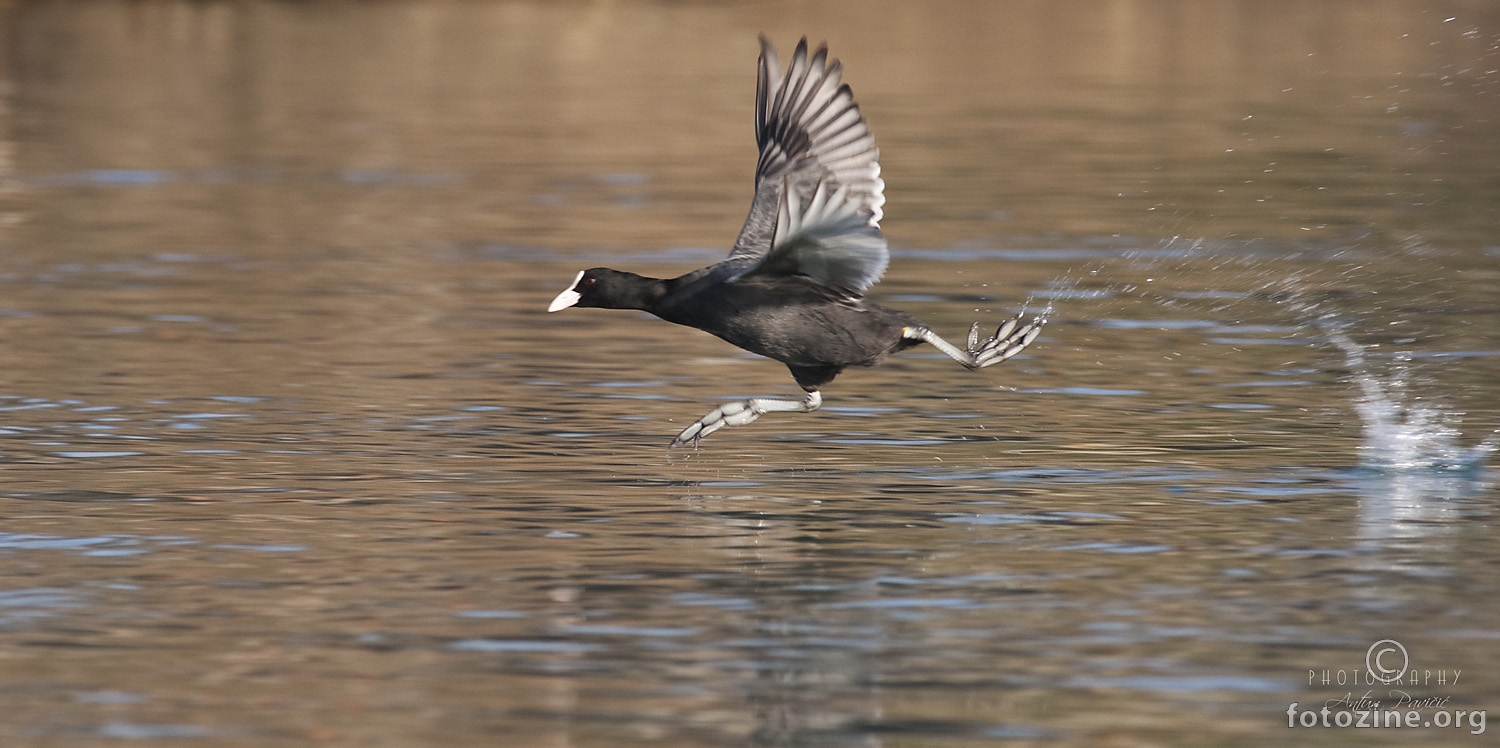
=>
[548,37,1045,445]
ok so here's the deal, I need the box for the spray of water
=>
[1028,229,1496,485]
[1314,316,1497,477]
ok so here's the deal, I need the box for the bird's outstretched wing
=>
[724,37,887,297]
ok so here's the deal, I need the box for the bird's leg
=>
[671,389,823,447]
[903,313,1045,370]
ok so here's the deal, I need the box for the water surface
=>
[1,2,1498,746]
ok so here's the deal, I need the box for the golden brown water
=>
[2,2,1498,746]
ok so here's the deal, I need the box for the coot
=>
[549,37,1045,445]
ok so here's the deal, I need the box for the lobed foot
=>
[671,390,823,447]
[963,313,1046,370]
[904,313,1046,370]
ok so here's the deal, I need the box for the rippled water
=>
[2,2,1499,746]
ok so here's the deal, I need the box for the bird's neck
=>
[612,271,671,313]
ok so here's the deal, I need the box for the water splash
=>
[1308,316,1496,554]
[1318,317,1497,476]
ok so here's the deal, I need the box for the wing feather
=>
[725,36,887,296]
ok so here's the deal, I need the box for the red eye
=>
[584,277,597,287]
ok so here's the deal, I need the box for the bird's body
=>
[548,37,1045,444]
[589,265,923,388]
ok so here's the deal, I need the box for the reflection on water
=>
[1,1,1499,746]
